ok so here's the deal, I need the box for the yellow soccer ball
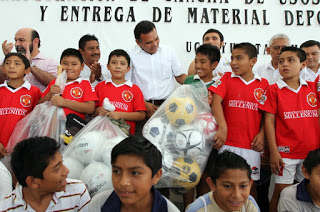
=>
[165,97,197,126]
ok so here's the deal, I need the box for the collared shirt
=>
[184,74,215,88]
[128,45,185,101]
[80,63,111,87]
[25,52,59,92]
[213,55,232,77]
[300,66,320,82]
[254,61,281,85]
[0,161,12,200]
[0,179,91,211]
[278,179,320,212]
[89,187,179,212]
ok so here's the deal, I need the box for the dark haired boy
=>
[0,136,91,211]
[89,136,180,212]
[188,28,231,77]
[0,53,41,157]
[186,151,260,212]
[209,43,269,199]
[261,46,320,212]
[39,48,98,120]
[278,148,320,211]
[78,34,110,86]
[95,49,146,135]
[300,40,320,82]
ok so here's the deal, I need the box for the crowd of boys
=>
[0,19,319,212]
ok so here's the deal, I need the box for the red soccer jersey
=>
[95,80,146,135]
[260,79,320,159]
[0,81,41,147]
[42,78,98,119]
[208,72,269,149]
[317,75,320,100]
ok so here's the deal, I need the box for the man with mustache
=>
[1,28,58,91]
[78,34,110,87]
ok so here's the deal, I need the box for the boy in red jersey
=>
[209,43,269,198]
[39,48,97,120]
[95,49,146,135]
[0,53,41,157]
[261,46,320,212]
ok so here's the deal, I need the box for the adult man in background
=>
[1,28,58,91]
[300,40,320,82]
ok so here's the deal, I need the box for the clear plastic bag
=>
[62,116,127,197]
[6,70,68,153]
[142,82,217,193]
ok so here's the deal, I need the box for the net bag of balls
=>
[6,68,68,153]
[142,82,218,193]
[62,115,127,197]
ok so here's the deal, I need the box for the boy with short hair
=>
[94,49,146,135]
[0,53,41,157]
[261,46,320,212]
[278,148,320,211]
[89,136,180,212]
[209,43,269,197]
[186,150,260,212]
[39,48,97,120]
[0,136,91,211]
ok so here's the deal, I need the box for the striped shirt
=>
[0,179,90,212]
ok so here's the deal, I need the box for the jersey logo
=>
[70,87,83,99]
[122,90,133,102]
[251,166,260,175]
[254,88,266,104]
[307,92,317,107]
[212,79,221,88]
[20,95,32,107]
[278,146,290,153]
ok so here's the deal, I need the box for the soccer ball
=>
[194,112,218,140]
[63,157,84,179]
[165,97,197,127]
[80,161,113,197]
[171,157,201,190]
[143,118,175,152]
[100,136,125,165]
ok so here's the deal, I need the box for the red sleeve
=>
[259,84,278,114]
[208,72,230,99]
[82,80,98,102]
[95,81,103,107]
[41,79,56,97]
[132,85,146,112]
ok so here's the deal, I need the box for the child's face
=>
[36,152,69,193]
[303,164,320,200]
[231,49,256,77]
[112,154,161,207]
[60,56,84,81]
[207,169,252,211]
[278,51,306,80]
[195,53,216,81]
[3,56,30,80]
[107,55,130,80]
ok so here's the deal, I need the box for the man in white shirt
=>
[254,33,290,84]
[300,40,320,82]
[128,20,187,120]
[78,34,110,87]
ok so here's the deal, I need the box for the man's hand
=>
[0,142,8,158]
[89,61,102,81]
[251,132,265,152]
[49,84,60,96]
[145,102,158,118]
[212,125,227,150]
[51,95,65,107]
[270,152,284,175]
[2,40,13,56]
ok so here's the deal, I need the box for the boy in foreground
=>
[278,148,320,211]
[89,136,179,212]
[0,136,91,211]
[186,151,260,212]
[260,47,320,212]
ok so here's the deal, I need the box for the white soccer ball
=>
[175,125,204,149]
[63,157,84,179]
[194,112,218,140]
[100,136,125,165]
[80,161,113,197]
[162,150,174,169]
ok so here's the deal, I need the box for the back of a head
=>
[60,48,84,64]
[303,148,320,175]
[111,136,162,177]
[134,20,156,41]
[202,28,224,43]
[11,136,60,187]
[4,52,30,69]
[300,40,320,49]
[209,150,251,183]
[196,44,221,64]
[269,33,290,46]
[108,49,130,65]
[233,42,257,59]
[78,34,99,50]
[280,46,306,62]
[31,29,41,48]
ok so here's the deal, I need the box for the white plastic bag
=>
[143,82,217,193]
